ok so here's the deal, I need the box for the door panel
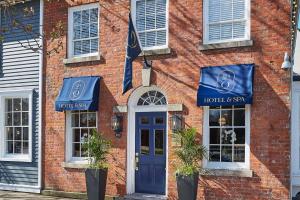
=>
[135,112,166,195]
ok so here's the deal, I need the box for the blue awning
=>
[197,64,254,106]
[55,76,101,112]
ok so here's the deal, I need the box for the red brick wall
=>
[43,0,291,199]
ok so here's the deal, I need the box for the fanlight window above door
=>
[137,91,167,106]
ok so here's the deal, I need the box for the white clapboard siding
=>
[0,0,40,187]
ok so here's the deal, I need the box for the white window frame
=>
[131,0,169,51]
[65,111,98,164]
[68,3,100,59]
[203,105,251,170]
[203,0,251,45]
[0,90,33,162]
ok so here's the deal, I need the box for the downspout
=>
[38,0,44,192]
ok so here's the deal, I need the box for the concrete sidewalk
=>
[0,191,78,200]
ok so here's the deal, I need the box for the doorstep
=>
[123,193,167,200]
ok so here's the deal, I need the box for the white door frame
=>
[126,86,169,195]
[291,82,300,197]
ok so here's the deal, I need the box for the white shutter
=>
[207,0,247,43]
[136,0,167,49]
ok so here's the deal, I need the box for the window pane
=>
[73,129,80,143]
[13,112,21,126]
[23,142,29,154]
[209,109,220,126]
[81,128,89,143]
[234,146,245,162]
[73,143,80,157]
[5,113,12,126]
[221,146,232,162]
[221,128,234,144]
[72,113,79,127]
[235,128,245,144]
[23,127,29,141]
[209,128,220,144]
[81,24,90,38]
[22,98,29,111]
[220,109,232,126]
[82,40,91,54]
[90,8,98,22]
[234,109,245,126]
[74,25,81,39]
[155,117,164,125]
[15,127,22,140]
[6,127,13,140]
[80,112,88,127]
[156,13,166,29]
[146,14,155,30]
[141,129,150,155]
[5,99,12,112]
[91,39,98,53]
[209,145,220,161]
[74,41,82,55]
[90,23,98,37]
[88,113,96,127]
[22,112,29,126]
[146,31,156,47]
[140,117,149,125]
[73,11,81,25]
[156,0,166,13]
[13,98,21,111]
[14,142,22,154]
[7,141,13,154]
[82,9,90,24]
[156,30,166,46]
[233,0,245,20]
[155,130,164,155]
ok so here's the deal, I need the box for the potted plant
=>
[82,129,111,200]
[174,128,207,200]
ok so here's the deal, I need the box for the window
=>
[137,90,167,106]
[203,105,250,169]
[0,91,32,162]
[132,0,168,50]
[203,0,250,44]
[66,110,97,162]
[68,3,99,58]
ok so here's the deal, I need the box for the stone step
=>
[122,193,167,200]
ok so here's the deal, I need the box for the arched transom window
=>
[137,90,167,106]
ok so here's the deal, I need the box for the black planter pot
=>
[176,172,199,200]
[85,168,108,200]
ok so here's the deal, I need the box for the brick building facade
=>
[43,0,291,199]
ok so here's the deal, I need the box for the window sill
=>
[139,48,171,57]
[63,54,101,65]
[0,156,32,163]
[201,169,253,178]
[199,40,253,51]
[61,162,89,169]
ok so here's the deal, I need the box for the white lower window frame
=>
[65,111,98,164]
[0,90,33,163]
[202,105,251,170]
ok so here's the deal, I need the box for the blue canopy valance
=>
[197,64,254,106]
[55,76,101,112]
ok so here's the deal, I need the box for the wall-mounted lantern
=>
[170,114,183,133]
[111,115,123,138]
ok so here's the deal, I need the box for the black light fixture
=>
[170,114,183,133]
[111,115,123,138]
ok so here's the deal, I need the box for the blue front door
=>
[135,112,166,195]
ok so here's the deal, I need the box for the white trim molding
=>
[0,90,33,163]
[203,0,251,45]
[67,3,100,59]
[131,0,169,51]
[202,105,251,170]
[126,86,169,196]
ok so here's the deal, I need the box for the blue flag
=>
[122,13,142,94]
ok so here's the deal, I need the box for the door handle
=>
[135,153,139,171]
